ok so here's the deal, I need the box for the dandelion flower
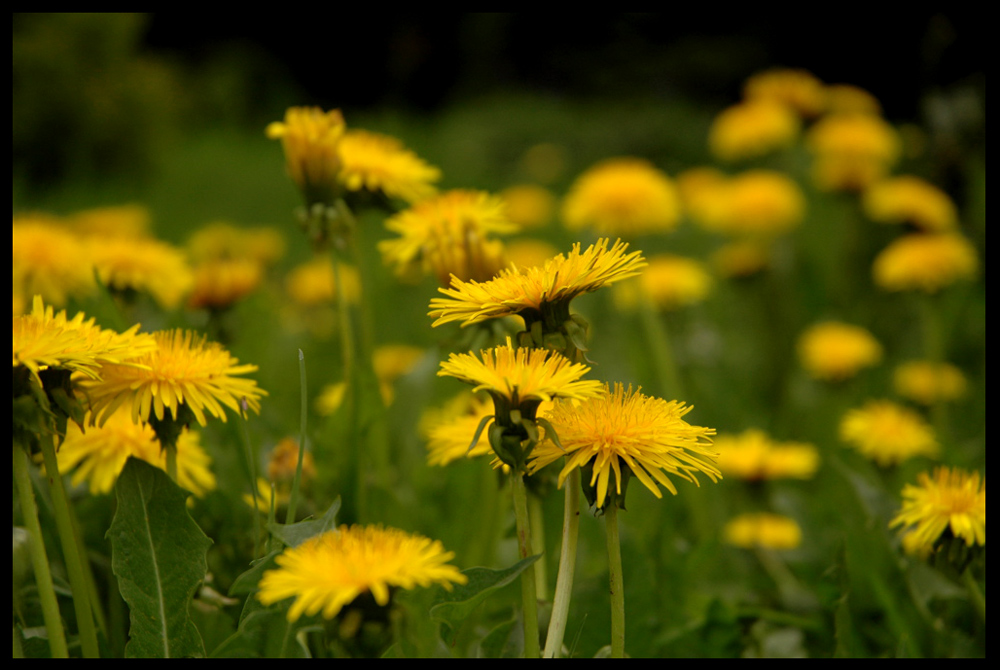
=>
[890,466,985,550]
[13,213,95,307]
[743,68,827,118]
[500,184,556,229]
[873,233,978,293]
[708,100,800,162]
[806,114,900,191]
[67,204,152,240]
[840,399,939,467]
[266,106,346,205]
[797,321,882,382]
[187,222,286,267]
[267,436,316,484]
[723,513,802,550]
[373,344,424,406]
[257,525,467,621]
[893,360,967,406]
[285,256,360,306]
[79,329,266,427]
[529,383,719,510]
[561,158,681,236]
[711,240,771,279]
[714,428,819,481]
[862,176,958,232]
[504,238,561,271]
[337,128,441,204]
[314,382,347,417]
[188,258,263,311]
[696,170,805,238]
[824,84,882,117]
[422,392,499,466]
[613,254,712,312]
[87,236,194,310]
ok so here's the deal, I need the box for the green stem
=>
[962,567,986,627]
[238,398,262,557]
[37,436,100,658]
[605,502,626,658]
[165,443,178,483]
[528,492,548,599]
[510,473,540,658]
[285,349,308,525]
[543,468,581,658]
[13,445,69,658]
[637,292,684,399]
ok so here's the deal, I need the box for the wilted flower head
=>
[797,321,882,382]
[873,233,978,293]
[840,399,939,467]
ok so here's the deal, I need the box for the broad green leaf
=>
[429,554,540,635]
[108,457,213,658]
[228,549,282,597]
[267,497,341,548]
[478,616,521,658]
[210,607,309,658]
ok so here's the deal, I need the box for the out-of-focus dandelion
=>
[500,184,556,229]
[337,128,441,205]
[824,84,882,117]
[723,512,802,550]
[806,114,900,191]
[893,360,968,406]
[13,214,96,307]
[797,321,883,382]
[840,399,939,467]
[873,232,978,293]
[67,203,152,240]
[87,236,194,310]
[890,466,985,552]
[711,240,771,279]
[372,344,424,406]
[187,258,263,311]
[266,106,346,206]
[862,176,959,232]
[714,428,819,482]
[187,222,286,267]
[612,254,712,312]
[285,256,361,307]
[708,100,800,162]
[743,68,826,118]
[693,170,806,238]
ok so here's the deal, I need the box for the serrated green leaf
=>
[429,554,540,633]
[267,497,341,548]
[108,457,213,658]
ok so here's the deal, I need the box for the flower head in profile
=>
[890,466,985,551]
[873,233,978,293]
[840,399,938,467]
[797,321,882,382]
[13,213,96,307]
[893,360,967,406]
[612,254,712,312]
[862,176,958,232]
[337,128,441,205]
[422,392,500,467]
[723,513,802,551]
[528,383,719,510]
[266,106,346,205]
[257,525,467,621]
[87,236,194,310]
[79,329,266,427]
[708,100,800,162]
[714,428,819,482]
[561,158,681,236]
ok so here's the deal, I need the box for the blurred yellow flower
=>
[723,513,802,550]
[188,258,263,311]
[806,114,900,191]
[285,256,360,306]
[840,399,939,467]
[890,466,985,550]
[873,233,978,293]
[714,428,819,481]
[824,84,882,117]
[500,184,556,229]
[257,525,467,621]
[88,236,194,310]
[504,238,561,271]
[422,392,499,466]
[797,321,882,382]
[676,167,729,226]
[708,100,800,162]
[613,254,712,311]
[711,240,771,279]
[187,222,286,267]
[373,344,425,405]
[314,382,347,417]
[337,128,441,204]
[893,360,968,406]
[267,436,316,484]
[743,68,826,118]
[862,176,958,232]
[67,203,152,240]
[561,158,681,236]
[13,213,96,307]
[266,106,346,205]
[695,170,805,238]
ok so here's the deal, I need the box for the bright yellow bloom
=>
[806,114,900,191]
[500,184,556,229]
[529,383,719,509]
[266,106,346,204]
[873,233,978,293]
[890,466,985,550]
[743,68,826,118]
[695,170,805,238]
[561,158,681,236]
[87,236,194,310]
[187,222,286,267]
[863,176,958,232]
[337,128,441,204]
[422,392,499,466]
[285,256,360,306]
[380,189,518,285]
[840,399,939,467]
[257,525,467,621]
[67,203,152,240]
[429,238,645,328]
[824,84,882,117]
[188,258,263,311]
[893,360,967,406]
[723,513,802,550]
[714,428,819,481]
[613,254,712,311]
[708,100,800,162]
[13,213,95,307]
[711,240,770,279]
[79,329,266,427]
[797,321,882,382]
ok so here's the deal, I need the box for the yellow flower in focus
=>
[188,258,263,311]
[88,237,194,310]
[824,84,882,117]
[695,170,805,238]
[429,238,645,329]
[708,100,800,162]
[337,128,441,204]
[893,360,967,406]
[257,525,467,621]
[862,176,958,232]
[806,114,900,191]
[68,203,152,240]
[187,222,286,267]
[561,158,681,236]
[13,214,96,307]
[711,240,771,279]
[873,233,978,293]
[373,344,425,405]
[285,256,360,306]
[528,383,719,510]
[613,254,712,312]
[890,466,985,550]
[266,106,346,205]
[840,399,939,467]
[422,392,498,466]
[80,329,266,427]
[797,321,882,382]
[743,68,826,118]
[723,513,802,550]
[714,429,819,481]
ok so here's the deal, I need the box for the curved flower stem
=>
[510,473,540,658]
[543,467,581,658]
[13,445,69,659]
[605,502,626,658]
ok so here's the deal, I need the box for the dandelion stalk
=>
[510,473,541,658]
[12,444,69,659]
[286,349,309,525]
[605,502,626,658]
[528,492,548,599]
[543,467,581,658]
[239,397,262,557]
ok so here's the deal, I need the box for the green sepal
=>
[466,413,495,456]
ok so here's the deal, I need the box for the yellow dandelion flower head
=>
[711,240,771,279]
[893,360,968,406]
[873,232,978,293]
[676,167,728,226]
[285,256,360,307]
[79,329,266,427]
[561,158,681,236]
[714,428,819,481]
[697,170,806,237]
[797,321,883,382]
[529,383,719,509]
[504,238,561,272]
[824,84,883,117]
[840,399,939,467]
[891,466,985,550]
[88,236,194,310]
[266,106,346,201]
[257,525,467,621]
[500,184,556,229]
[743,68,827,118]
[13,213,96,307]
[708,100,800,162]
[267,436,316,484]
[723,513,802,550]
[67,203,152,240]
[862,176,958,232]
[613,254,712,312]
[13,296,157,385]
[187,221,286,267]
[188,258,263,311]
[337,128,441,204]
[314,381,347,417]
[373,344,425,405]
[423,392,499,466]
[806,114,901,191]
[429,238,646,328]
